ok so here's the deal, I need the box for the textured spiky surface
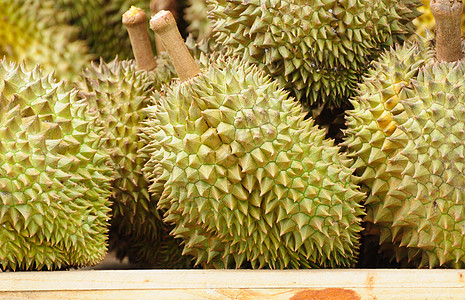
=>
[185,0,213,43]
[0,60,113,271]
[344,34,465,268]
[0,0,93,82]
[142,56,365,269]
[56,0,151,61]
[208,0,421,107]
[75,56,181,267]
[414,0,465,36]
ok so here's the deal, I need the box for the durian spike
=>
[122,6,157,71]
[150,10,201,81]
[150,0,178,54]
[431,0,463,62]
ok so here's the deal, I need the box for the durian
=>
[208,0,421,107]
[344,0,465,268]
[75,6,183,268]
[0,0,93,82]
[144,11,365,269]
[0,60,113,271]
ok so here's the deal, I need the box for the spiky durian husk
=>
[0,60,113,271]
[344,34,465,268]
[208,0,421,108]
[184,0,213,43]
[76,55,186,267]
[109,224,195,268]
[141,56,365,269]
[0,0,93,82]
[55,0,151,61]
[414,0,465,36]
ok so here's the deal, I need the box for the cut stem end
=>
[150,10,201,81]
[431,0,463,62]
[122,6,157,71]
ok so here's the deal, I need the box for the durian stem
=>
[122,6,157,71]
[150,10,201,81]
[150,0,179,54]
[431,0,463,62]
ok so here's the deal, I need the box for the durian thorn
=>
[150,0,179,54]
[430,0,463,62]
[150,10,201,81]
[122,6,157,71]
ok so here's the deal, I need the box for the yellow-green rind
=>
[345,34,465,268]
[55,0,152,61]
[185,0,214,43]
[208,0,421,108]
[142,56,365,269]
[0,60,113,271]
[0,0,93,82]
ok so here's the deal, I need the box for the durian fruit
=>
[208,0,421,108]
[0,0,93,82]
[414,0,465,36]
[0,60,114,271]
[77,56,192,268]
[55,0,151,61]
[75,6,190,268]
[344,0,465,268]
[144,11,365,269]
[184,0,213,43]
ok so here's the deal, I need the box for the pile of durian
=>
[1,0,464,271]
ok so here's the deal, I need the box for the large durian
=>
[0,60,113,271]
[344,0,465,268]
[143,11,365,269]
[0,0,93,82]
[208,0,421,107]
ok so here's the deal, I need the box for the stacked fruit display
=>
[1,0,464,271]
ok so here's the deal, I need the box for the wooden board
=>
[1,269,464,299]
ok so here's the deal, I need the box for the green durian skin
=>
[344,34,465,268]
[208,0,421,108]
[0,0,93,82]
[0,60,113,271]
[141,56,365,269]
[55,0,152,61]
[76,55,184,268]
[185,0,213,43]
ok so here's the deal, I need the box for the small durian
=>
[0,60,113,271]
[75,6,183,268]
[144,11,365,269]
[0,0,93,82]
[208,0,421,107]
[344,0,465,268]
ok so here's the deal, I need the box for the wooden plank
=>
[0,269,464,299]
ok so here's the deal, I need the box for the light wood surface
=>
[1,269,464,299]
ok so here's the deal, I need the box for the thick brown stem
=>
[122,6,157,71]
[150,0,179,54]
[150,10,201,81]
[431,0,463,62]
